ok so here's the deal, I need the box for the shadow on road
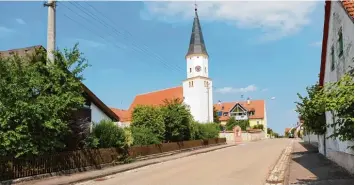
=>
[288,142,353,185]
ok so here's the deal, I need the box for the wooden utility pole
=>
[44,0,56,62]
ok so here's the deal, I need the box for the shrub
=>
[225,118,249,131]
[131,105,165,141]
[93,120,125,148]
[130,127,161,146]
[252,124,264,130]
[194,122,220,140]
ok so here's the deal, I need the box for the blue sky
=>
[0,1,324,134]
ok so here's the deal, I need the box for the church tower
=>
[183,7,213,123]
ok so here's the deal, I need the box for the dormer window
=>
[223,112,228,116]
[221,106,224,110]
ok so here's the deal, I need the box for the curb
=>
[8,143,236,185]
[265,140,294,185]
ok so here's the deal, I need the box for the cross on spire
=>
[194,0,197,12]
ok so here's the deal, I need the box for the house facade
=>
[0,46,120,126]
[315,0,354,174]
[111,8,213,124]
[214,99,267,138]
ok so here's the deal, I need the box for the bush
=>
[225,118,249,131]
[131,105,165,141]
[93,120,125,148]
[162,98,194,142]
[130,127,161,146]
[194,122,220,140]
[252,124,264,130]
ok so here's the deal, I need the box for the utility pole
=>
[207,82,210,123]
[44,0,56,62]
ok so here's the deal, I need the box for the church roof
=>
[112,86,183,122]
[186,9,208,58]
[214,100,265,120]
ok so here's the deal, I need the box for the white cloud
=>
[216,85,257,94]
[15,18,26,25]
[142,2,318,40]
[310,41,322,47]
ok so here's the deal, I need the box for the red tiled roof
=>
[110,108,130,122]
[319,1,354,86]
[342,0,354,18]
[120,86,183,122]
[214,100,265,121]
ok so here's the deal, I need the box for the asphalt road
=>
[76,139,291,185]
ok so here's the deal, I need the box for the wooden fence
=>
[0,138,226,181]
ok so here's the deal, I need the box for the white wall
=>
[90,102,111,124]
[323,1,354,165]
[183,78,213,123]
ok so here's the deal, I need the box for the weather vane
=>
[194,0,197,11]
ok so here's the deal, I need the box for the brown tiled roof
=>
[0,45,119,122]
[285,128,291,133]
[214,100,265,121]
[320,1,354,86]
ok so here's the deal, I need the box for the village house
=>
[214,99,267,138]
[0,45,120,125]
[306,0,354,174]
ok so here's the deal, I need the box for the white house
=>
[311,0,354,174]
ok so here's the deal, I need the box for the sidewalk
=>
[286,141,353,185]
[9,143,235,185]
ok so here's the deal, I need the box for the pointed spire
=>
[186,5,208,58]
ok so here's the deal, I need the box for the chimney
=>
[247,97,250,105]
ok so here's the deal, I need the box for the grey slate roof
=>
[186,10,208,57]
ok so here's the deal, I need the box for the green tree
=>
[225,118,249,131]
[295,82,326,135]
[0,45,88,157]
[161,98,193,142]
[213,107,220,123]
[131,105,165,141]
[93,120,126,148]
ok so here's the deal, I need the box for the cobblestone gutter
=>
[265,140,294,185]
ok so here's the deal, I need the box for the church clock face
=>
[195,65,201,72]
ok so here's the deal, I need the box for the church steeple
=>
[186,7,208,58]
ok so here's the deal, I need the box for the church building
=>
[112,8,213,124]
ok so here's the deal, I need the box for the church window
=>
[205,67,207,73]
[190,68,192,73]
[331,46,335,71]
[197,56,199,58]
[191,81,194,87]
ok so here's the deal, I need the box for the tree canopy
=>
[0,45,89,157]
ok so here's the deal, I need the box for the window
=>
[205,67,207,73]
[197,56,199,58]
[190,68,192,73]
[217,111,222,116]
[189,81,194,87]
[223,112,228,116]
[257,121,260,124]
[338,27,343,57]
[331,46,335,71]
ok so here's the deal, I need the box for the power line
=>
[60,1,183,73]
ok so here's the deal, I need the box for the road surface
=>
[76,139,291,185]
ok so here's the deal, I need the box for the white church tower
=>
[183,7,213,123]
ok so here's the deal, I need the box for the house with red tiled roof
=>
[316,0,354,173]
[112,7,214,124]
[214,99,267,138]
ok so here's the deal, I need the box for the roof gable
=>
[214,100,265,120]
[0,45,119,122]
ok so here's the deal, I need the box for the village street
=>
[76,139,290,185]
